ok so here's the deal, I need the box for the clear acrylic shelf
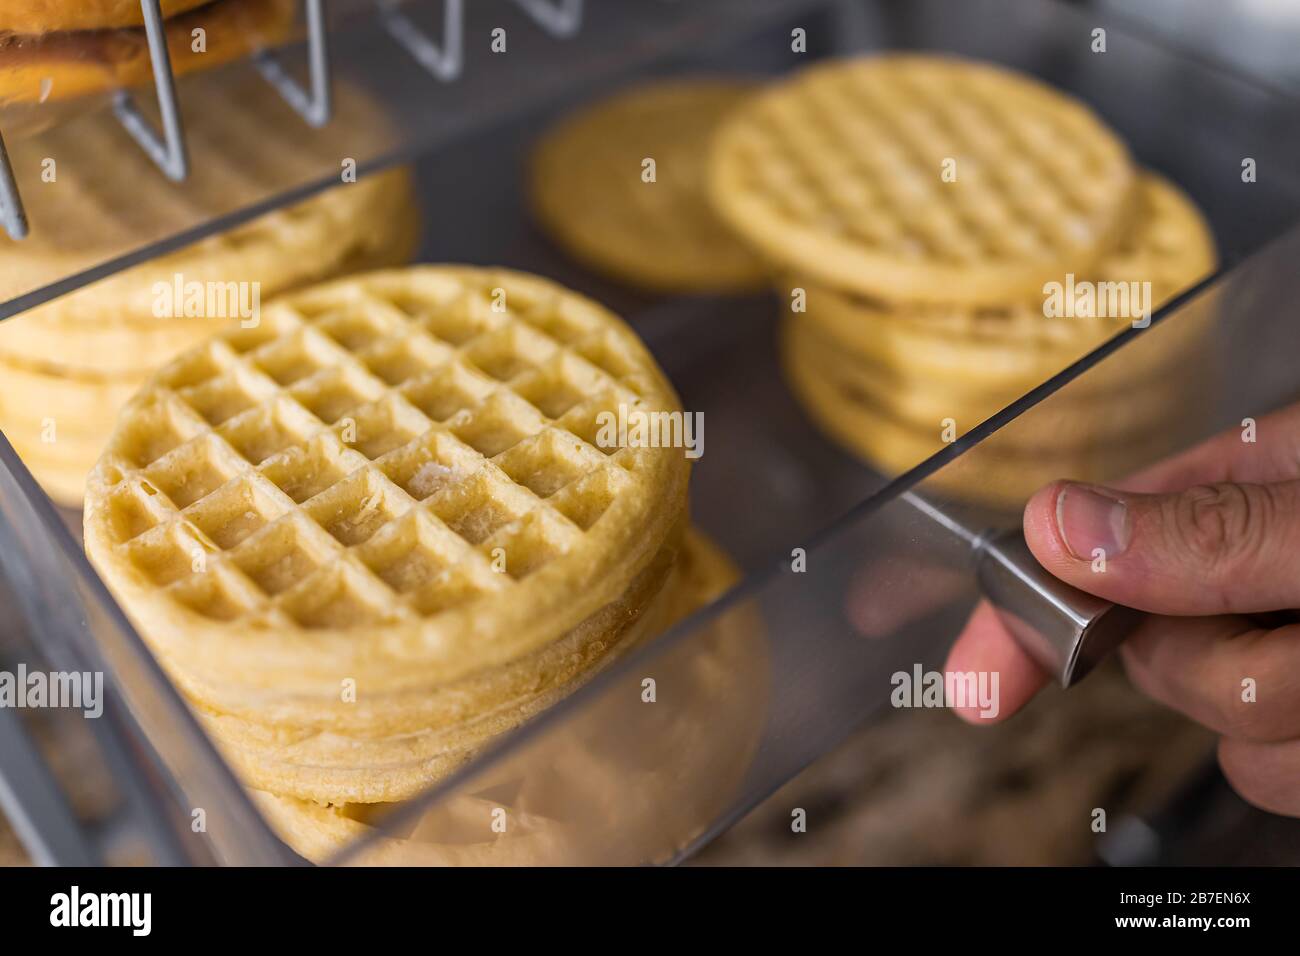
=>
[0,0,1298,864]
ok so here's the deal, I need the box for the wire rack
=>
[0,0,593,241]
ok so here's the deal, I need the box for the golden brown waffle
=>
[783,333,1162,509]
[784,311,1194,458]
[252,528,763,864]
[84,266,694,802]
[779,169,1217,508]
[790,173,1216,388]
[0,0,212,34]
[709,54,1138,305]
[531,78,767,293]
[201,532,686,802]
[0,0,295,105]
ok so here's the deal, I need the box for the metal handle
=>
[975,529,1144,687]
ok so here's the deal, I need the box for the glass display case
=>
[1,0,1298,865]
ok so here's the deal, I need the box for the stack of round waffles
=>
[0,83,420,505]
[0,0,296,107]
[84,266,752,862]
[707,54,1217,506]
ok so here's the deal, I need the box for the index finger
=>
[1118,402,1300,493]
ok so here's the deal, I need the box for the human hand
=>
[946,404,1300,816]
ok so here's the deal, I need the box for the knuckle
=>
[1165,483,1271,576]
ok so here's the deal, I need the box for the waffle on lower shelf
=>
[704,54,1217,507]
[83,266,758,861]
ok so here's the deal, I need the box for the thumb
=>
[1023,479,1300,615]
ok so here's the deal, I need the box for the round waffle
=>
[791,173,1215,387]
[530,78,767,294]
[202,526,688,802]
[215,518,766,812]
[784,311,1194,455]
[253,528,765,864]
[783,335,1163,509]
[0,0,213,34]
[777,170,1216,484]
[709,54,1138,305]
[85,266,693,735]
[0,0,295,105]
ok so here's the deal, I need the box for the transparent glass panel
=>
[0,440,294,864]
[0,0,1297,865]
[336,219,1300,866]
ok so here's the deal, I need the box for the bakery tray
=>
[1,0,1299,865]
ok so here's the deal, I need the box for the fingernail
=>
[1056,483,1130,560]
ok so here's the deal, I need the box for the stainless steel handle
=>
[975,529,1144,687]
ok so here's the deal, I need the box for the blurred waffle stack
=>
[704,54,1216,508]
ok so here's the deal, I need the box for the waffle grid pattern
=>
[726,59,1129,263]
[95,272,663,632]
[805,173,1216,353]
[712,53,1138,306]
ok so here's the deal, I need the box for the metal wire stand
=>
[0,0,589,240]
[380,0,465,81]
[256,0,334,126]
[0,0,337,239]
